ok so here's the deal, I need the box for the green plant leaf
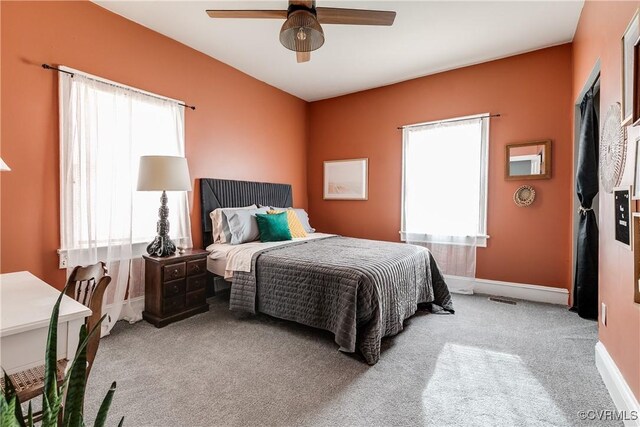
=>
[1,279,122,427]
[57,314,106,427]
[65,409,85,427]
[93,382,117,427]
[0,394,21,427]
[63,324,88,427]
[53,313,110,427]
[41,391,63,427]
[41,284,67,424]
[59,314,106,398]
[2,370,25,426]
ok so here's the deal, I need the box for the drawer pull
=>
[187,259,206,276]
[163,263,185,282]
[162,279,184,297]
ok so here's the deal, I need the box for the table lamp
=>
[137,155,191,257]
[0,157,11,171]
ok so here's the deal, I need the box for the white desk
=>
[0,271,92,374]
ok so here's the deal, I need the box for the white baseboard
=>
[444,275,569,305]
[595,342,640,426]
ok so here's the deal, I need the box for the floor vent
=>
[488,296,517,305]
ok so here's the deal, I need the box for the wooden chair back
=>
[64,262,111,376]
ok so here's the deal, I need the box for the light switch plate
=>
[601,302,607,326]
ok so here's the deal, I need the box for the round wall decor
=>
[600,102,627,193]
[514,185,536,207]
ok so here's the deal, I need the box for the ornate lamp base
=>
[147,190,177,257]
[147,235,176,257]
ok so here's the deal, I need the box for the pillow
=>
[226,208,268,245]
[255,212,292,242]
[269,207,315,233]
[210,205,257,243]
[292,208,315,233]
[267,210,307,238]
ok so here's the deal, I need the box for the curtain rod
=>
[397,113,501,130]
[42,64,196,110]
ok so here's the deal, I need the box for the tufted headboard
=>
[199,178,293,248]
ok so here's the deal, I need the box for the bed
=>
[200,178,454,364]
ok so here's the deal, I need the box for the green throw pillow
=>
[255,212,292,242]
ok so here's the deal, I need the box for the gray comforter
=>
[230,236,454,364]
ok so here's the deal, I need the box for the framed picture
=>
[622,10,639,125]
[323,158,368,200]
[633,137,640,199]
[634,35,640,126]
[614,186,633,250]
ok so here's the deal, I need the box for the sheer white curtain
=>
[401,115,489,279]
[59,67,192,335]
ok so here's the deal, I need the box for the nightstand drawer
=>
[164,262,186,281]
[186,288,206,308]
[186,275,206,292]
[163,294,185,314]
[143,249,210,328]
[163,279,185,298]
[187,259,206,276]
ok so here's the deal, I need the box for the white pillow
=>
[226,208,268,245]
[210,205,257,243]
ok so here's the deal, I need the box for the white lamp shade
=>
[0,157,11,172]
[137,156,192,191]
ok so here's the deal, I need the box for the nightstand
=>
[142,249,209,327]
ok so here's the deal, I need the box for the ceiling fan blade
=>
[206,10,288,19]
[296,51,310,63]
[316,7,396,26]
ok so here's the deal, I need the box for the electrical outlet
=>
[601,302,607,326]
[58,251,68,269]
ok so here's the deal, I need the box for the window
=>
[59,67,192,256]
[401,114,489,247]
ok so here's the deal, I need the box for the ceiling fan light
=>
[279,10,324,52]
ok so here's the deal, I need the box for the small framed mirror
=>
[505,140,552,180]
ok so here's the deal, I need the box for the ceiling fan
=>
[206,1,396,63]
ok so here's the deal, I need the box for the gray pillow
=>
[292,208,315,233]
[269,207,315,233]
[211,205,257,243]
[226,208,268,245]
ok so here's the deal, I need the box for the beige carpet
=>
[83,293,620,426]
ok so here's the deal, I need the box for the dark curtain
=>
[572,88,599,319]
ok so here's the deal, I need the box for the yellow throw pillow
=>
[267,209,307,238]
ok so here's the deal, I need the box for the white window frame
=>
[56,66,189,268]
[400,113,490,247]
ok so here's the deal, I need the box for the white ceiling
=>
[93,1,584,101]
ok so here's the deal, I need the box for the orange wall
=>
[2,0,637,400]
[572,0,640,401]
[0,1,307,288]
[307,45,573,290]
